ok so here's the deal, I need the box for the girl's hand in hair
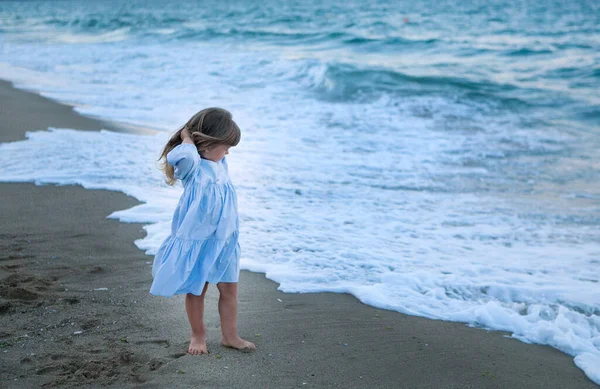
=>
[180,128,195,144]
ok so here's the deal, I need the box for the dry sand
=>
[0,79,596,388]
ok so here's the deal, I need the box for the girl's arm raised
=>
[166,129,200,181]
[180,128,195,145]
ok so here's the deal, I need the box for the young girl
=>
[150,107,255,354]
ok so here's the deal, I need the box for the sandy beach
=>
[0,79,596,388]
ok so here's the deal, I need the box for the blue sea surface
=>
[0,0,599,383]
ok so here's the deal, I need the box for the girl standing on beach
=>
[150,107,255,354]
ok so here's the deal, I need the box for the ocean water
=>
[0,0,599,383]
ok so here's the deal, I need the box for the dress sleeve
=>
[167,143,200,181]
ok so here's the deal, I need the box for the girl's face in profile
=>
[201,144,230,162]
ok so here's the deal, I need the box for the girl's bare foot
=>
[221,336,256,352]
[188,334,208,355]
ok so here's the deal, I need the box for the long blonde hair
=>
[159,107,241,185]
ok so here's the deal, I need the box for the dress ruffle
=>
[150,232,240,296]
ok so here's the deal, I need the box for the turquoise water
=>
[1,0,598,193]
[0,0,599,383]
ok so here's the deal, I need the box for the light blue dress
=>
[150,143,240,297]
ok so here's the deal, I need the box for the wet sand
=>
[0,79,596,388]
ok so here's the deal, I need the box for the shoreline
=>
[0,78,597,388]
[0,79,156,143]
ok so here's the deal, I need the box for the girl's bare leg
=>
[185,282,209,355]
[216,282,256,351]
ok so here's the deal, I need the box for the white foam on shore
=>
[0,127,598,384]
